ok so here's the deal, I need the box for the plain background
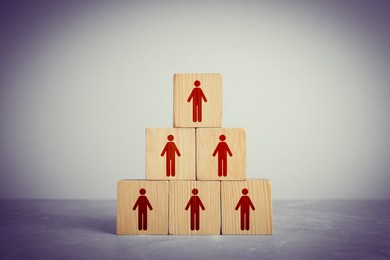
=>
[0,0,389,200]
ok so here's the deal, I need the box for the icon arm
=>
[227,146,233,157]
[175,144,181,157]
[199,200,205,211]
[212,144,219,157]
[201,91,207,102]
[132,198,139,210]
[187,90,194,102]
[147,199,153,211]
[161,145,167,157]
[185,199,191,211]
[235,198,241,211]
[249,199,255,210]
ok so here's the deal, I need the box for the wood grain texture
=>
[173,73,222,127]
[146,128,195,180]
[221,179,272,235]
[117,180,169,235]
[196,128,246,180]
[169,181,221,235]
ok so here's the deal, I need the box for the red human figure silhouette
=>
[187,80,207,123]
[161,135,181,177]
[212,134,233,177]
[132,188,153,231]
[235,188,255,231]
[185,188,205,231]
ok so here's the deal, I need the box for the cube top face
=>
[174,73,222,128]
[221,179,272,235]
[117,180,169,235]
[146,128,195,180]
[169,181,221,235]
[197,128,246,180]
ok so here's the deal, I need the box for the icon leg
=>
[218,158,222,177]
[246,213,250,230]
[223,158,227,177]
[196,213,200,230]
[143,213,148,230]
[190,214,195,230]
[192,104,197,122]
[198,105,202,122]
[240,213,245,230]
[166,157,171,177]
[138,212,142,231]
[171,158,175,177]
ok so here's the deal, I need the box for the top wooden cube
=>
[174,73,222,128]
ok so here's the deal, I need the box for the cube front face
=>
[174,73,222,128]
[169,181,221,235]
[196,128,246,180]
[221,180,272,235]
[146,128,195,180]
[117,180,169,235]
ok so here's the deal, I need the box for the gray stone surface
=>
[0,200,389,259]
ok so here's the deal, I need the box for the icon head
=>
[139,188,146,195]
[167,135,174,141]
[192,188,199,195]
[194,80,201,87]
[242,188,248,195]
[219,134,226,141]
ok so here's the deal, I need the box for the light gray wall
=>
[1,0,389,199]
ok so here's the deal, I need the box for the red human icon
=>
[185,188,205,231]
[161,135,181,177]
[132,188,153,231]
[235,188,255,231]
[187,80,207,123]
[212,134,233,177]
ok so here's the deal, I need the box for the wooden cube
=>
[196,128,246,180]
[146,128,195,180]
[169,181,221,235]
[117,180,169,235]
[173,73,222,128]
[221,179,272,235]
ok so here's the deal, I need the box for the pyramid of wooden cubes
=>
[117,73,273,235]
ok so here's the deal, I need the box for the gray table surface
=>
[0,200,389,260]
